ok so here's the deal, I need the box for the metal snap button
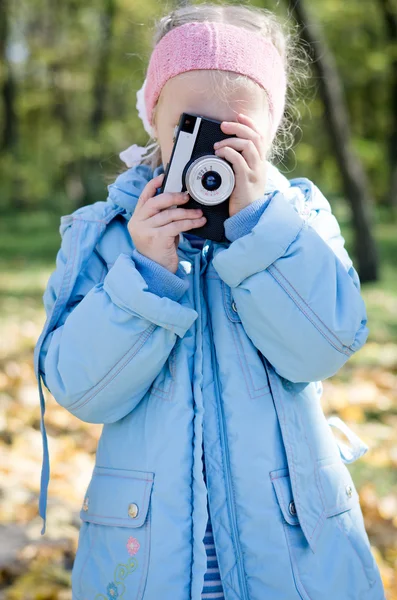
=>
[128,503,139,518]
[345,485,353,498]
[289,501,297,516]
[231,300,238,312]
[82,496,89,511]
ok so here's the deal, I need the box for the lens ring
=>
[185,156,235,206]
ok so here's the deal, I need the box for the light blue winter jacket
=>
[34,161,386,600]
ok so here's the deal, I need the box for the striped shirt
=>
[202,451,224,599]
[202,512,224,598]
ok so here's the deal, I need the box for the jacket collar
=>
[106,163,165,221]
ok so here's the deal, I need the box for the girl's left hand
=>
[213,113,268,218]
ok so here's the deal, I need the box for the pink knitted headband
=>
[144,21,287,138]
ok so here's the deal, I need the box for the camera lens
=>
[185,155,235,206]
[202,170,222,192]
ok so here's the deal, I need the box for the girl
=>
[34,4,386,599]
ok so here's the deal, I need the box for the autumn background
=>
[1,0,397,597]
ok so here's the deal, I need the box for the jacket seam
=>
[266,362,314,549]
[269,362,325,552]
[93,471,154,482]
[78,522,100,593]
[209,328,249,594]
[273,476,298,525]
[71,217,109,223]
[227,315,254,398]
[68,324,156,411]
[272,264,358,352]
[283,520,315,600]
[150,343,178,401]
[268,265,353,357]
[99,261,107,284]
[56,219,82,320]
[226,316,270,398]
[234,323,270,396]
[62,204,123,228]
[70,214,121,225]
[268,366,300,530]
[44,218,83,345]
[298,404,328,543]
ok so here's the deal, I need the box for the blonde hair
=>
[121,2,309,174]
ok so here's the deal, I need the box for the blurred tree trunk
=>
[91,0,115,135]
[287,0,379,282]
[44,0,71,139]
[378,0,397,210]
[50,61,71,137]
[0,0,18,152]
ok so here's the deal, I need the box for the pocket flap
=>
[80,465,154,528]
[270,459,359,529]
[270,467,300,526]
[318,458,359,517]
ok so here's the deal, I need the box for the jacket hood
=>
[106,161,292,221]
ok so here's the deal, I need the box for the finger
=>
[214,137,260,170]
[136,173,165,208]
[148,206,204,228]
[236,112,264,137]
[213,146,248,179]
[141,191,190,219]
[162,216,207,236]
[220,118,266,161]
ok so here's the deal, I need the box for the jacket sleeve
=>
[38,225,198,424]
[212,179,368,383]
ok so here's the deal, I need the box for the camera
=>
[159,112,237,243]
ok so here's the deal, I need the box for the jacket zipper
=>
[207,313,249,600]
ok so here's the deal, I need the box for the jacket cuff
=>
[213,191,305,288]
[130,248,189,302]
[224,194,273,242]
[103,253,197,338]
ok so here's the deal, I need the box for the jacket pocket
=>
[72,466,154,600]
[269,459,381,600]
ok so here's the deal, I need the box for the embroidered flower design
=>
[126,536,140,556]
[106,582,119,598]
[94,539,140,597]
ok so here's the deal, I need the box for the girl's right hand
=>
[128,173,207,274]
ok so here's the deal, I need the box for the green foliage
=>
[0,0,395,215]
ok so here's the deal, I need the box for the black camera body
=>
[159,112,237,243]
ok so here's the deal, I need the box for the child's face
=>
[152,70,269,169]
